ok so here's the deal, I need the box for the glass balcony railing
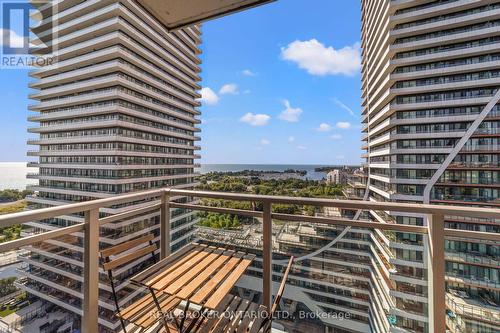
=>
[393,0,459,16]
[432,194,500,205]
[0,188,498,333]
[395,107,500,120]
[446,293,500,325]
[462,145,500,151]
[394,4,500,31]
[394,70,500,89]
[393,21,500,46]
[394,37,500,60]
[445,251,500,268]
[446,272,500,289]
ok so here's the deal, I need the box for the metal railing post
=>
[82,208,99,333]
[262,201,272,311]
[427,213,445,333]
[160,190,171,259]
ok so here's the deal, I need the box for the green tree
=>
[0,277,17,297]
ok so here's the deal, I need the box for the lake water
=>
[0,162,37,190]
[198,164,346,181]
[0,162,355,190]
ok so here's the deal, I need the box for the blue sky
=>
[0,0,362,164]
[194,0,362,164]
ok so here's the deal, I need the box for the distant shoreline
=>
[197,164,361,181]
[198,163,360,167]
[0,162,361,189]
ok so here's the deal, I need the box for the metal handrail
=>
[1,188,498,230]
[0,188,164,229]
[169,189,500,219]
[0,187,499,333]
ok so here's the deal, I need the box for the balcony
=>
[446,292,500,326]
[0,188,498,333]
[445,250,500,268]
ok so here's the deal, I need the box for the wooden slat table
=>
[131,243,255,333]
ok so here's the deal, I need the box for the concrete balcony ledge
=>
[27,172,200,185]
[391,60,500,81]
[26,163,200,170]
[389,273,428,287]
[390,43,500,67]
[390,8,500,38]
[28,120,198,141]
[389,307,428,323]
[31,61,199,106]
[391,76,500,95]
[390,0,485,24]
[28,150,201,159]
[28,138,200,152]
[390,25,500,54]
[389,241,423,251]
[391,96,493,111]
[445,252,500,268]
[389,290,428,304]
[29,103,200,127]
[392,131,467,140]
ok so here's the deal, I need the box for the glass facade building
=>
[22,0,202,331]
[361,1,500,332]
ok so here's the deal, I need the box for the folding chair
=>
[100,234,181,332]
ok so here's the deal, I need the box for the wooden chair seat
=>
[119,292,181,328]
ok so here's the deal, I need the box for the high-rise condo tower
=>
[361,1,500,332]
[23,0,202,330]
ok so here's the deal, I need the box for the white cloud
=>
[200,87,219,105]
[332,98,356,117]
[336,121,351,129]
[219,83,239,95]
[240,113,270,126]
[260,139,270,145]
[317,123,332,132]
[243,89,251,94]
[0,28,26,48]
[242,69,257,76]
[281,39,361,76]
[330,134,342,140]
[278,100,303,122]
[288,136,295,143]
[297,145,307,150]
